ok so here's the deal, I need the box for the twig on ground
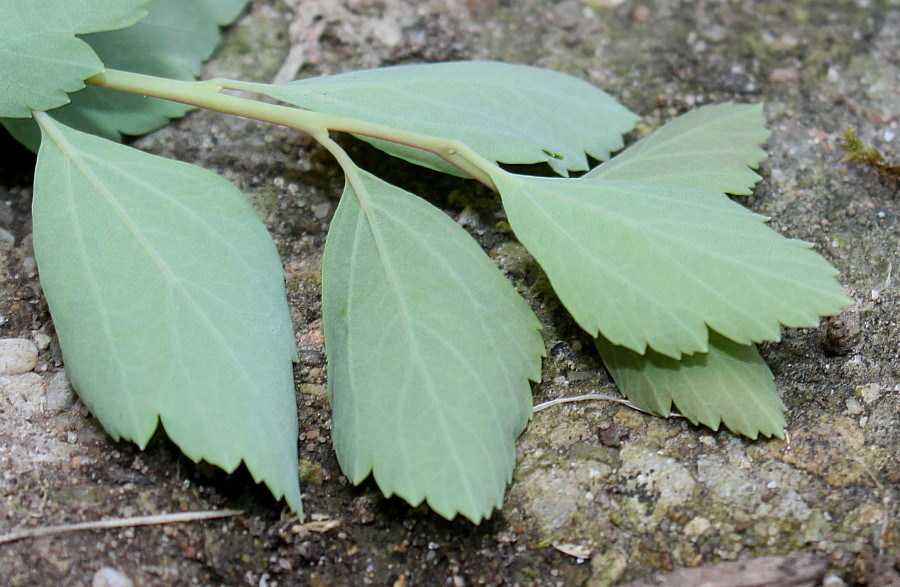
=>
[533,393,663,416]
[0,509,243,545]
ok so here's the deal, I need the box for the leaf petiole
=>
[86,69,499,188]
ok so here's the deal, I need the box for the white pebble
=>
[845,397,864,415]
[683,516,711,536]
[92,567,134,587]
[33,333,52,351]
[854,383,882,404]
[0,339,38,376]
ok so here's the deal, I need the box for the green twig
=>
[86,69,499,190]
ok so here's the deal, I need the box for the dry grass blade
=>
[0,510,243,545]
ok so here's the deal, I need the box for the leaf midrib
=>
[349,184,482,512]
[47,123,262,451]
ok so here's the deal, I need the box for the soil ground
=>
[0,0,897,585]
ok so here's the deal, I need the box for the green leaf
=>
[493,172,850,358]
[86,0,251,78]
[234,61,639,177]
[596,331,785,439]
[200,0,251,25]
[585,102,770,195]
[32,114,301,513]
[0,0,148,118]
[3,0,251,149]
[322,167,543,523]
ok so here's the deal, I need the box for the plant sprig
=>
[1,0,850,523]
[87,69,500,188]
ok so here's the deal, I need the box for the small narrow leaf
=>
[234,61,638,176]
[493,172,849,358]
[596,331,785,439]
[0,0,148,118]
[322,167,543,523]
[585,102,770,195]
[32,114,301,513]
[3,0,252,149]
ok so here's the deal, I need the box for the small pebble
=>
[297,350,324,366]
[350,493,379,525]
[845,397,864,415]
[0,339,38,376]
[46,371,76,411]
[313,202,332,219]
[821,305,860,355]
[854,383,882,404]
[598,422,629,447]
[92,568,134,587]
[33,333,52,351]
[683,516,711,537]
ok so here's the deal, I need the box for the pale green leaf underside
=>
[586,102,770,195]
[236,61,639,177]
[597,331,785,439]
[494,173,850,358]
[3,0,251,150]
[322,168,543,523]
[32,115,301,513]
[0,0,148,118]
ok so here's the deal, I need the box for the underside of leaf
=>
[32,114,301,514]
[0,0,149,118]
[322,167,543,523]
[231,61,638,176]
[493,172,850,358]
[586,102,771,195]
[3,0,251,150]
[597,331,786,439]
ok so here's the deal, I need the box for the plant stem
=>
[314,131,371,208]
[86,69,499,189]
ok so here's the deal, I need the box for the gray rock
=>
[45,370,76,412]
